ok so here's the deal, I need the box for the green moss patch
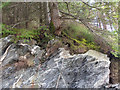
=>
[60,21,100,54]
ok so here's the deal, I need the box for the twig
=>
[12,74,23,88]
[56,74,61,88]
[65,2,70,13]
[0,44,12,62]
[81,0,101,10]
[55,61,68,88]
[11,19,33,29]
[59,72,68,88]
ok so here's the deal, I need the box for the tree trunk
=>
[43,2,49,25]
[39,2,43,25]
[25,3,29,28]
[49,2,62,35]
[101,13,107,30]
[97,12,102,29]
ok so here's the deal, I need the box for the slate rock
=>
[2,48,110,88]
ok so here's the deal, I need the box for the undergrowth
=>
[0,24,54,48]
[1,22,119,57]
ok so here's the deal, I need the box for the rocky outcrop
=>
[0,36,111,88]
[35,48,110,88]
[0,37,45,66]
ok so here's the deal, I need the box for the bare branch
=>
[65,2,70,13]
[81,1,101,10]
[59,10,94,32]
[11,19,33,29]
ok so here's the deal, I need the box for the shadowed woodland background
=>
[2,2,119,55]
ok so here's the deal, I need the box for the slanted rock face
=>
[1,45,110,88]
[34,49,110,88]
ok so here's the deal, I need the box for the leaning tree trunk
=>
[49,2,62,35]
